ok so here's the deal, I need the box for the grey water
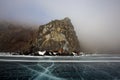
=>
[0,54,120,80]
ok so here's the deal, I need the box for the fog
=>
[0,0,120,52]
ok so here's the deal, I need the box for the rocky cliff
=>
[0,18,80,56]
[35,17,80,55]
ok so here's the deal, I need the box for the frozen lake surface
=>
[0,54,120,80]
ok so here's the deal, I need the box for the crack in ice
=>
[18,63,66,80]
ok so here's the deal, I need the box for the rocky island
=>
[0,18,80,56]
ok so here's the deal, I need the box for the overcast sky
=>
[0,0,120,51]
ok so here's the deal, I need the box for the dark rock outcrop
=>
[35,17,80,55]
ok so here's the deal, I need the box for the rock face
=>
[35,17,80,55]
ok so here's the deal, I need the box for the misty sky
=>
[0,0,120,51]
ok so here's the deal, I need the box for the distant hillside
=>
[0,22,38,54]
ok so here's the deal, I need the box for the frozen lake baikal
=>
[0,54,120,80]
